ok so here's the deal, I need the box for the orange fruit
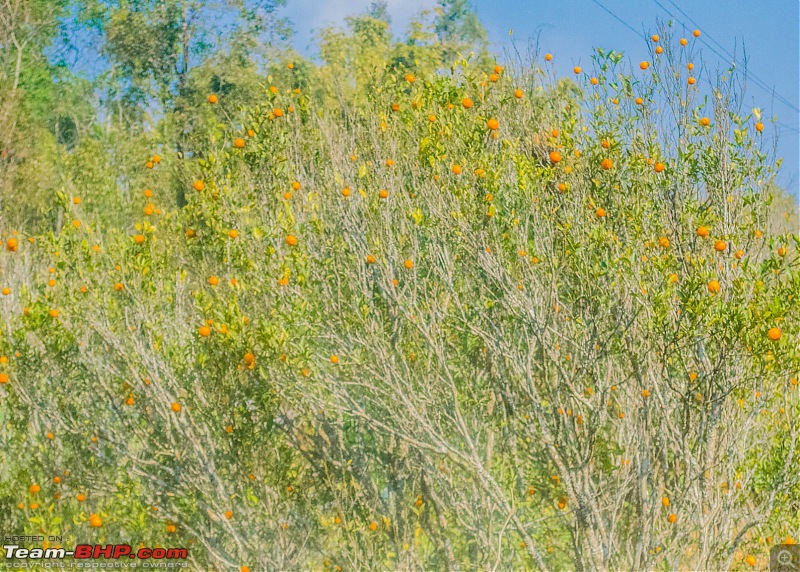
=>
[233,138,245,148]
[680,38,688,46]
[6,237,18,251]
[601,158,613,170]
[379,189,388,199]
[404,259,413,269]
[198,326,211,337]
[292,181,301,191]
[391,103,400,112]
[225,510,233,520]
[133,234,145,245]
[514,89,523,99]
[487,118,499,130]
[767,328,782,341]
[668,513,677,524]
[330,355,339,364]
[89,514,103,527]
[286,235,297,246]
[193,180,205,192]
[461,97,473,109]
[208,276,219,286]
[273,108,283,117]
[369,521,378,531]
[697,226,709,238]
[654,162,665,172]
[640,61,649,70]
[49,309,59,318]
[655,46,663,54]
[573,66,581,74]
[693,29,701,37]
[0,373,8,384]
[451,164,462,175]
[366,255,376,264]
[745,555,756,567]
[662,497,670,507]
[714,240,727,252]
[228,229,239,239]
[707,280,721,294]
[76,493,86,502]
[549,151,562,164]
[734,249,744,259]
[113,282,124,291]
[208,94,218,104]
[30,483,40,494]
[405,73,415,83]
[755,122,764,132]
[595,207,606,217]
[171,402,181,413]
[341,187,351,197]
[688,77,696,85]
[700,117,711,127]
[545,53,553,61]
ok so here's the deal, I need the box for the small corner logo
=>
[771,544,800,572]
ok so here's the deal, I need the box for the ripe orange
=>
[199,326,211,337]
[595,207,606,217]
[369,521,378,531]
[330,355,339,364]
[366,255,376,264]
[655,46,663,54]
[49,309,59,318]
[601,139,610,149]
[451,164,462,175]
[208,94,218,104]
[208,276,219,286]
[404,259,413,269]
[767,328,782,341]
[680,38,688,46]
[391,103,400,112]
[89,514,103,527]
[489,73,499,82]
[461,97,473,109]
[755,122,764,132]
[654,162,665,172]
[688,77,696,85]
[693,29,701,37]
[714,240,727,252]
[668,513,677,524]
[601,158,613,170]
[286,235,297,246]
[6,237,18,251]
[707,280,721,294]
[745,555,756,567]
[549,151,562,164]
[193,180,205,192]
[700,117,711,127]
[514,89,523,99]
[642,389,650,398]
[134,234,145,245]
[273,108,283,117]
[228,229,239,239]
[379,189,388,199]
[233,138,245,148]
[76,493,86,502]
[405,73,415,83]
[545,53,553,61]
[573,66,582,74]
[590,77,598,85]
[487,118,499,130]
[170,402,181,413]
[341,187,351,197]
[114,282,124,291]
[697,226,709,238]
[734,249,744,259]
[0,373,8,384]
[640,61,649,70]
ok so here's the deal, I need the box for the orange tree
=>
[0,22,798,571]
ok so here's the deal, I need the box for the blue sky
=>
[281,0,800,199]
